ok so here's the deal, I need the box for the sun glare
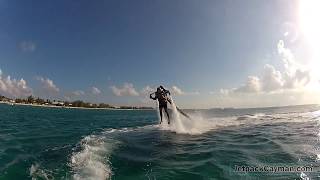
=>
[299,0,320,83]
[299,0,320,47]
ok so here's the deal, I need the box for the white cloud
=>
[210,88,320,108]
[72,90,85,96]
[234,76,261,93]
[171,86,185,95]
[221,40,312,95]
[261,64,284,91]
[277,40,296,72]
[20,41,36,52]
[171,85,199,96]
[111,83,139,96]
[0,69,32,97]
[233,65,284,93]
[277,40,310,88]
[36,77,60,93]
[91,87,101,95]
[140,85,155,96]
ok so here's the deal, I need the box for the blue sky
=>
[0,0,319,108]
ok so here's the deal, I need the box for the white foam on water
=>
[157,98,320,135]
[29,163,52,180]
[300,172,310,180]
[158,97,242,135]
[102,124,157,135]
[70,135,118,180]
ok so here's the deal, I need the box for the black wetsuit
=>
[150,88,170,124]
[154,91,168,108]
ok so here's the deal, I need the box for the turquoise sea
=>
[1,103,320,179]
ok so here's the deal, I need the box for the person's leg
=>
[159,106,163,124]
[167,98,172,105]
[164,105,170,124]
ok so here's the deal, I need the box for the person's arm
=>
[160,86,170,95]
[150,93,156,100]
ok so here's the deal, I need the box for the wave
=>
[30,163,53,180]
[157,101,320,135]
[70,135,119,180]
[69,124,159,180]
[67,108,320,179]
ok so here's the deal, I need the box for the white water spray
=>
[70,135,117,180]
[168,96,187,132]
[158,96,215,134]
[156,95,295,135]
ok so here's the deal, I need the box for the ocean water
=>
[1,103,320,179]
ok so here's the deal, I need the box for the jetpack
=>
[150,89,192,120]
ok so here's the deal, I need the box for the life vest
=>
[156,91,167,104]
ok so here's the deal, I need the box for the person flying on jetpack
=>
[150,86,191,124]
[150,86,171,124]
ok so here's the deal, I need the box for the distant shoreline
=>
[2,100,318,111]
[0,101,155,111]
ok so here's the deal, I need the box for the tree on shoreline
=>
[0,95,152,109]
[27,96,34,104]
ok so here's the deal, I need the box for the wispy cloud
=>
[19,41,36,52]
[91,87,101,95]
[0,69,32,97]
[72,90,85,96]
[36,77,60,93]
[111,83,139,96]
